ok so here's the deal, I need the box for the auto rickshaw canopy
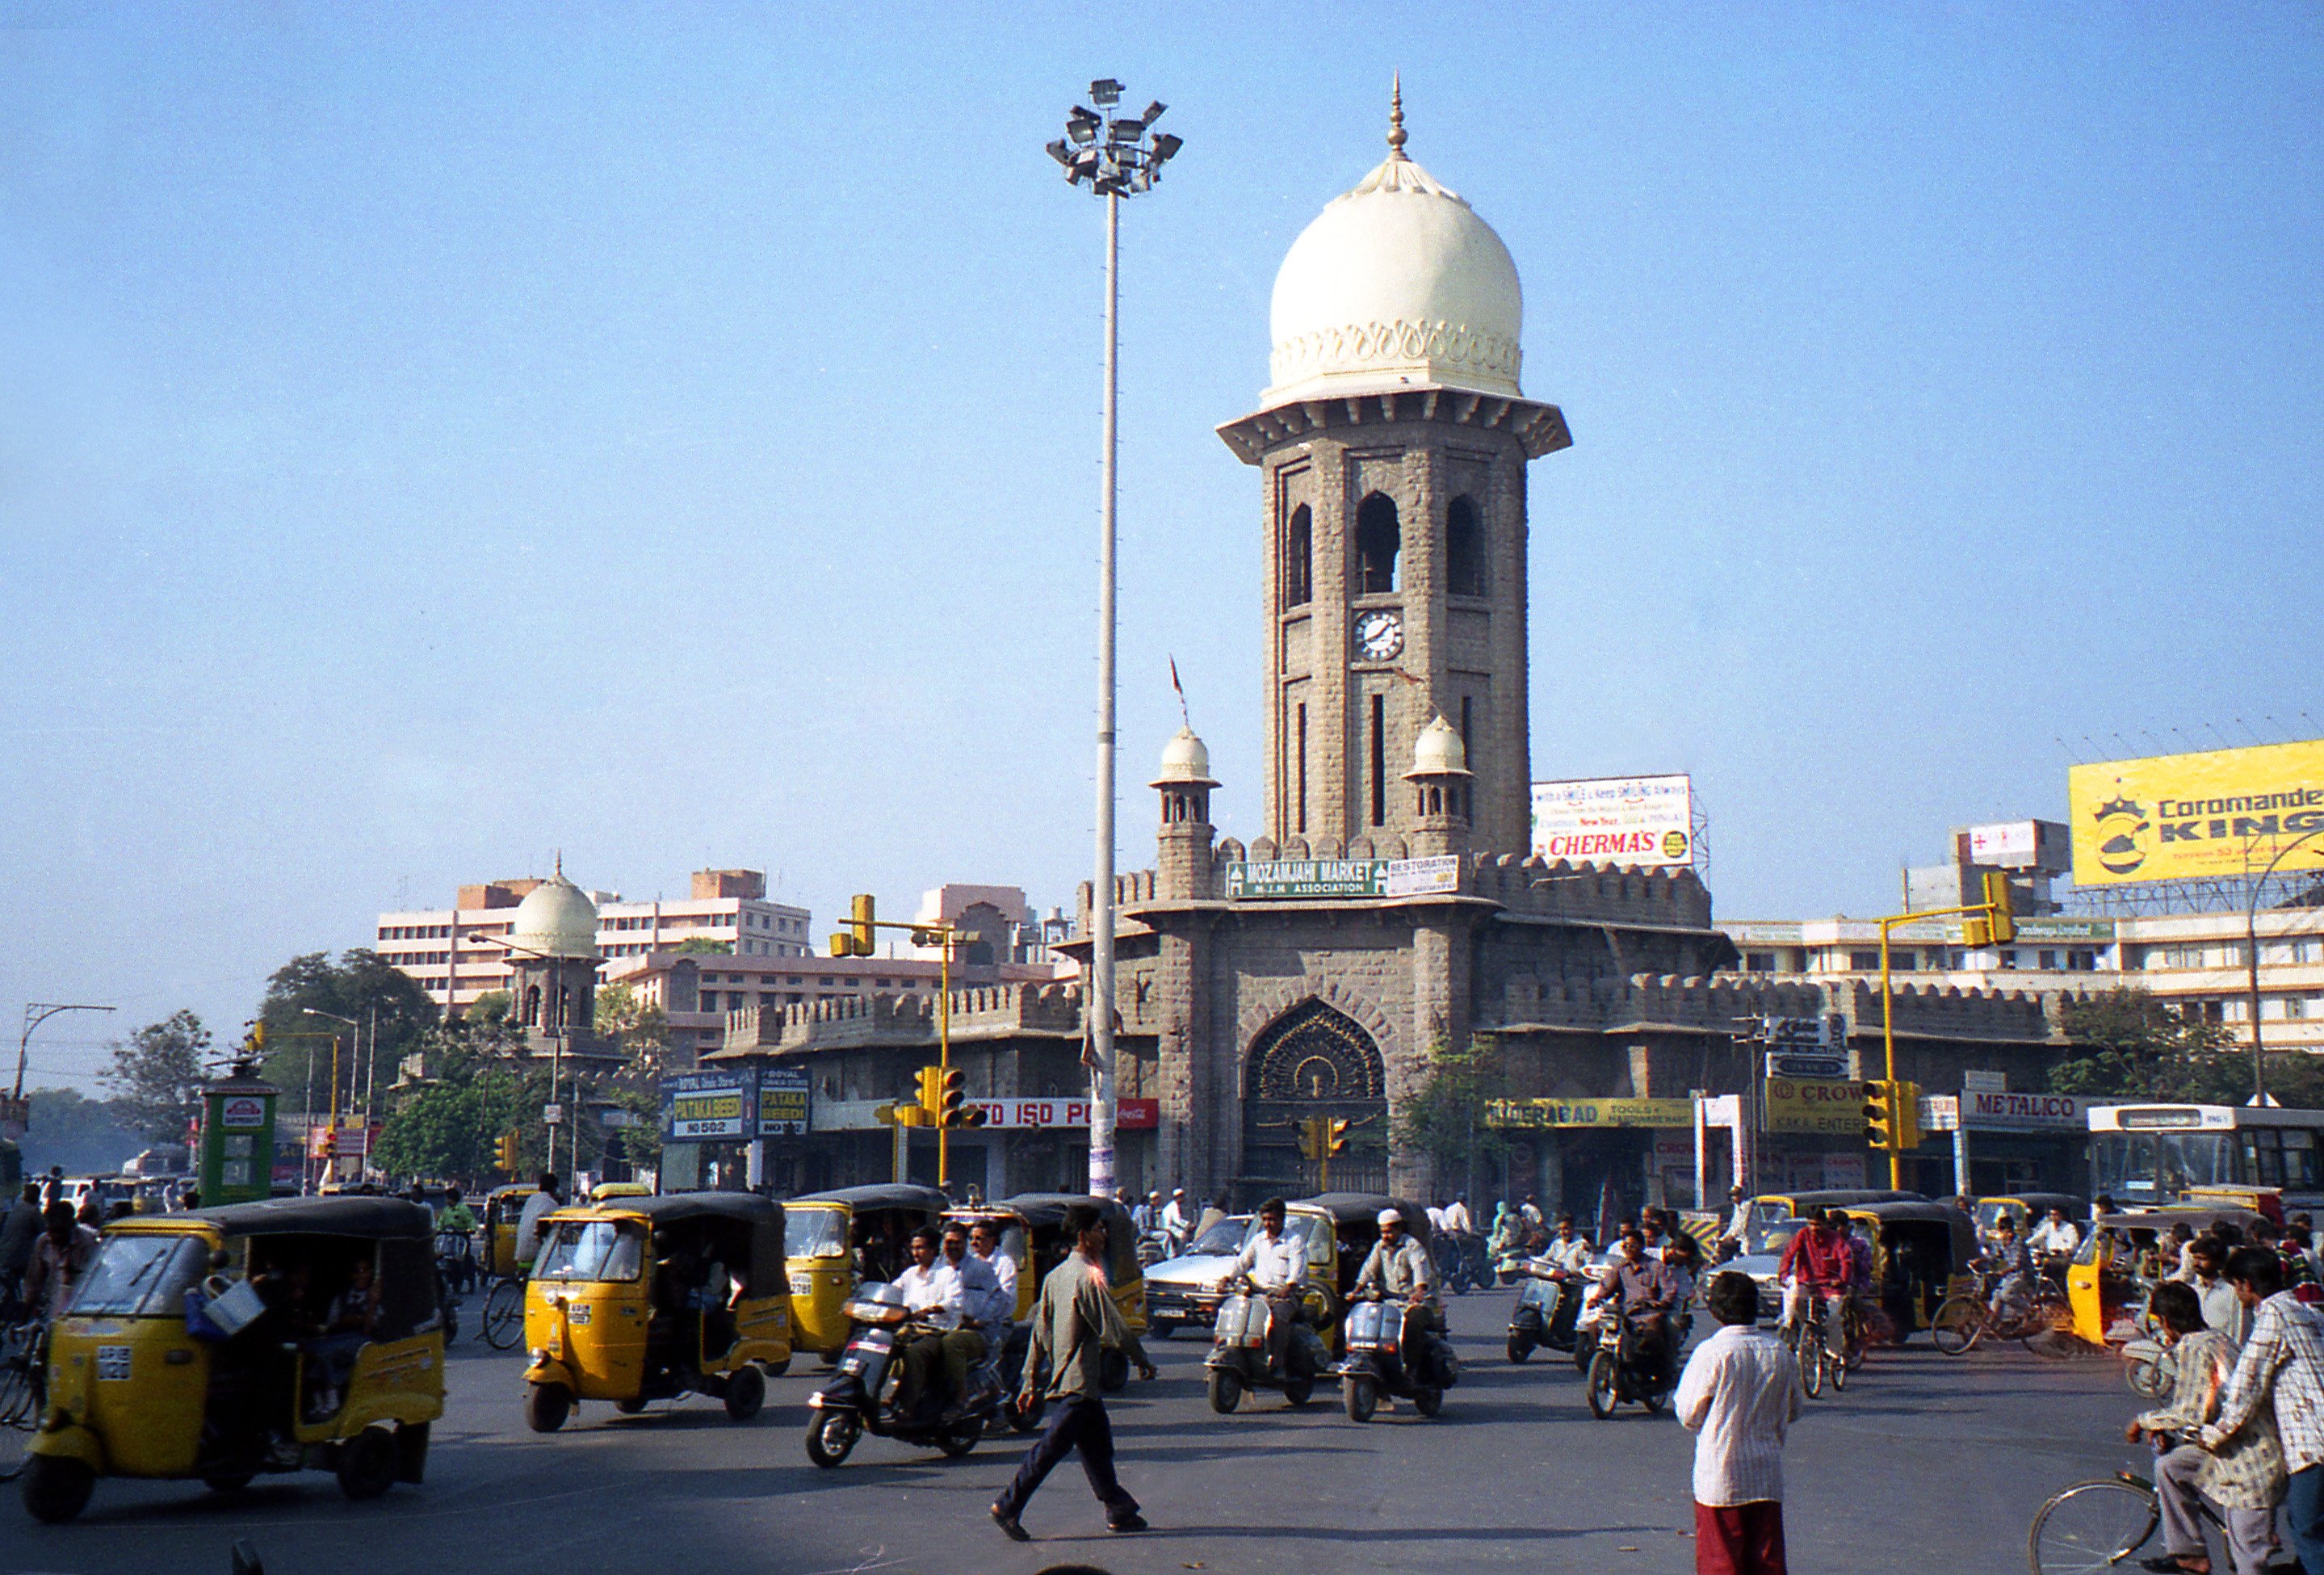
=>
[579,1191,787,1284]
[117,1195,438,1240]
[996,1193,1146,1287]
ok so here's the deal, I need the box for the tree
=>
[594,983,669,1067]
[372,1046,555,1186]
[467,990,511,1027]
[1395,1035,1513,1196]
[257,948,440,1118]
[2048,988,2250,1102]
[102,1010,211,1144]
[673,937,732,956]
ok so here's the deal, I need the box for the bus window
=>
[2245,1128,2322,1191]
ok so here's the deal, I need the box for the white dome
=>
[509,871,598,960]
[1403,713,1470,779]
[1151,725,1219,788]
[1264,95,1522,407]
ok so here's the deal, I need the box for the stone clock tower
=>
[1219,90,1570,855]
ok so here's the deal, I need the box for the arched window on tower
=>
[1283,505,1312,609]
[1447,495,1485,597]
[1356,494,1400,594]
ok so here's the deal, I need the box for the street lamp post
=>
[2245,828,2324,1105]
[13,1002,115,1102]
[1048,78,1181,1201]
[304,1008,359,1181]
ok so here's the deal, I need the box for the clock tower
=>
[1219,90,1569,855]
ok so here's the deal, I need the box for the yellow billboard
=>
[2070,741,2324,885]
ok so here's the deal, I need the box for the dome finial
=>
[1386,72,1407,157]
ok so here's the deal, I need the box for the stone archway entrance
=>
[1240,998,1389,1200]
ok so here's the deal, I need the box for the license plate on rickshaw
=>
[790,1271,813,1296]
[568,1303,592,1325]
[96,1346,132,1381]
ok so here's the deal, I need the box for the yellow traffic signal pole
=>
[829,896,969,1189]
[1876,879,2014,1187]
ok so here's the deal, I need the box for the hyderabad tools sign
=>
[1530,775,1693,869]
[2070,741,2324,885]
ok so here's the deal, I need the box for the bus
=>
[2087,1103,2324,1214]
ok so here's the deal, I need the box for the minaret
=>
[1151,726,1219,901]
[1402,712,1473,860]
[1219,86,1568,856]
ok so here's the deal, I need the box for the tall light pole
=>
[14,1002,115,1102]
[1048,78,1181,1200]
[304,1008,359,1180]
[2245,827,2324,1105]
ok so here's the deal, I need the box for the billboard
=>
[2069,741,2324,885]
[1530,774,1693,869]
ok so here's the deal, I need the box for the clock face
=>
[1354,609,1404,662]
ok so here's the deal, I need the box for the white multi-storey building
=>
[375,867,812,1014]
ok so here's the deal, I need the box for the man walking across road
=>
[1676,1270,1802,1575]
[991,1203,1157,1542]
[2203,1246,2324,1573]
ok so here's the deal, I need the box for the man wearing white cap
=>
[1353,1208,1445,1409]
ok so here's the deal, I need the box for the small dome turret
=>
[1403,713,1470,779]
[509,867,599,960]
[1150,725,1219,789]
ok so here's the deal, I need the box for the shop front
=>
[1488,1096,1700,1229]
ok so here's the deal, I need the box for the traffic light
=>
[1322,1117,1349,1157]
[1984,870,2016,946]
[830,893,877,958]
[1296,1115,1328,1161]
[915,1065,946,1118]
[494,1131,519,1174]
[1862,1081,1895,1151]
[929,1067,985,1128]
[1892,1079,1924,1151]
[318,1125,338,1161]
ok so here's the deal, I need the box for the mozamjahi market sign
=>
[2070,741,2324,885]
[1530,774,1693,869]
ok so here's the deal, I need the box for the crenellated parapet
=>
[1484,966,2066,1044]
[714,981,1087,1057]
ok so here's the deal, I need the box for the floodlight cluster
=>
[1046,78,1181,196]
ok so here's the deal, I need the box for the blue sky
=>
[3,4,2319,1090]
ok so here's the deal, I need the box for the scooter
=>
[803,1284,1013,1467]
[1506,1262,1584,1362]
[1333,1294,1458,1422]
[1205,1285,1329,1412]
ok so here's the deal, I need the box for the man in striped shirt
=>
[1676,1270,1802,1575]
[2203,1245,2324,1573]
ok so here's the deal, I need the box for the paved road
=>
[8,1290,2146,1575]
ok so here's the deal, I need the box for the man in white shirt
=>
[515,1173,564,1271]
[1676,1270,1802,1575]
[1160,1189,1192,1254]
[2185,1237,2251,1346]
[892,1226,992,1419]
[2027,1206,2083,1261]
[1442,1195,1473,1237]
[969,1219,1019,1321]
[1231,1197,1307,1373]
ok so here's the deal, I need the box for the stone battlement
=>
[715,981,1084,1057]
[1489,968,2065,1043]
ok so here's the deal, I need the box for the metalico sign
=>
[2070,740,2324,885]
[1530,774,1693,869]
[1963,1090,2085,1132]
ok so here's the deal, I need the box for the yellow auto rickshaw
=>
[1834,1200,1979,1338]
[21,1196,447,1524]
[522,1191,791,1431]
[782,1183,951,1359]
[590,1180,652,1203]
[2066,1207,2267,1348]
[481,1182,541,1279]
[1971,1191,2086,1247]
[1730,1188,1925,1250]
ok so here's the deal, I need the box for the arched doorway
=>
[1240,999,1389,1200]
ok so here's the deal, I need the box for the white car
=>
[1140,1215,1252,1338]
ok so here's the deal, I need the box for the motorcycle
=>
[1584,1305,1677,1420]
[1333,1295,1458,1422]
[1205,1285,1329,1412]
[1506,1262,1585,1362]
[803,1284,1017,1467]
[1433,1232,1489,1296]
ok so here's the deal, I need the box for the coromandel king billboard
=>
[1530,774,1693,869]
[2070,741,2324,885]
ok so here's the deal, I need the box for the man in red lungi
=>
[1676,1270,1802,1574]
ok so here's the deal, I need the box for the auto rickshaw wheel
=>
[202,1471,257,1495]
[615,1397,649,1414]
[1206,1368,1242,1414]
[22,1455,94,1523]
[1507,1334,1533,1363]
[1009,1394,1045,1434]
[1282,1375,1314,1408]
[1584,1352,1618,1420]
[336,1426,400,1502]
[764,1354,791,1377]
[525,1382,573,1434]
[1149,1319,1178,1341]
[936,1420,980,1459]
[1343,1375,1377,1423]
[1412,1386,1442,1418]
[723,1364,766,1423]
[805,1410,859,1468]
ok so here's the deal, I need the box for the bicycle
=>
[1788,1296,1848,1397]
[1933,1272,2073,1355]
[0,1320,49,1484]
[2028,1462,2230,1574]
[480,1272,526,1350]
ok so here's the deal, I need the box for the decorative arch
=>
[1355,493,1400,594]
[1239,995,1391,1199]
[1283,503,1313,609]
[1247,998,1386,1102]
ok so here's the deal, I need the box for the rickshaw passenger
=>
[969,1220,1017,1310]
[1978,1216,2035,1314]
[305,1255,380,1419]
[696,1237,743,1359]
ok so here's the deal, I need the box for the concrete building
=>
[691,96,2079,1212]
[375,867,812,1014]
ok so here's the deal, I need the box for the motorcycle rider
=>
[1597,1225,1682,1389]
[1538,1214,1595,1344]
[892,1226,996,1421]
[1353,1208,1443,1403]
[1231,1196,1308,1374]
[1160,1189,1193,1256]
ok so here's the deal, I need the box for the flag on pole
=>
[1168,656,1189,726]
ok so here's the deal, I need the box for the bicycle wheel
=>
[1802,1339,1824,1398]
[1931,1296,1982,1355]
[483,1279,525,1350]
[1830,1338,1849,1392]
[2027,1478,2158,1575]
